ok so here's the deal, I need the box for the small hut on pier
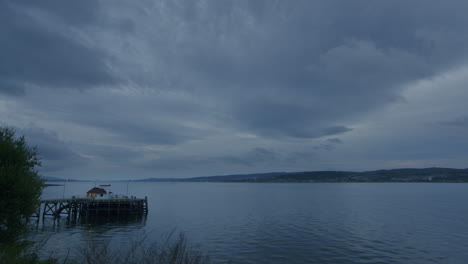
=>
[87,187,107,198]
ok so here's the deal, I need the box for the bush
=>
[0,127,44,260]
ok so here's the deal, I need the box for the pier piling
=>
[35,198,148,219]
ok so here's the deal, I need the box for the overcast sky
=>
[2,0,468,180]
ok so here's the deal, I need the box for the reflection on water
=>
[77,214,147,227]
[33,182,468,264]
[32,203,148,259]
[39,214,145,228]
[34,214,146,235]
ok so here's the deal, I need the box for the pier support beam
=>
[37,198,149,220]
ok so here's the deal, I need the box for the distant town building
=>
[87,187,107,198]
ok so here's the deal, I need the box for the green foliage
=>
[0,127,43,245]
[0,242,57,264]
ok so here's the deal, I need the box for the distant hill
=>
[40,176,80,182]
[184,172,288,182]
[138,168,468,183]
[133,178,179,182]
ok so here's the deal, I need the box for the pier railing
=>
[35,197,148,219]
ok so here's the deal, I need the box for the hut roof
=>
[87,187,107,194]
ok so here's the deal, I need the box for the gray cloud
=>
[217,148,279,167]
[438,117,468,128]
[327,138,343,144]
[0,1,116,95]
[311,138,344,151]
[136,147,279,171]
[83,144,142,164]
[3,1,468,179]
[313,144,334,151]
[81,117,203,146]
[137,147,318,175]
[129,0,468,140]
[14,0,101,26]
[16,127,88,173]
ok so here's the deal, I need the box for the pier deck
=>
[36,197,148,219]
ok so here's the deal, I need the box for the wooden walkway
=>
[35,197,148,219]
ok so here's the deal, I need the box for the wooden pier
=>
[35,197,148,219]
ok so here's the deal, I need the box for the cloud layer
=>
[2,0,468,179]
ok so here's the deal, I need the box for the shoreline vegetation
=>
[1,232,211,264]
[44,167,468,183]
[73,232,210,264]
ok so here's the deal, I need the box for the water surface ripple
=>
[36,182,468,264]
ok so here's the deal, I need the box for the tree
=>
[0,127,43,246]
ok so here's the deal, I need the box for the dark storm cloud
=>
[17,127,87,173]
[313,144,334,151]
[4,0,468,178]
[143,0,468,140]
[84,117,199,145]
[438,117,468,128]
[14,0,100,26]
[0,0,116,95]
[54,92,210,146]
[327,138,343,144]
[229,100,353,138]
[311,137,345,151]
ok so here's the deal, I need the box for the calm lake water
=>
[33,182,468,264]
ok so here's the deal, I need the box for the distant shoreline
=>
[43,167,468,183]
[44,183,64,187]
